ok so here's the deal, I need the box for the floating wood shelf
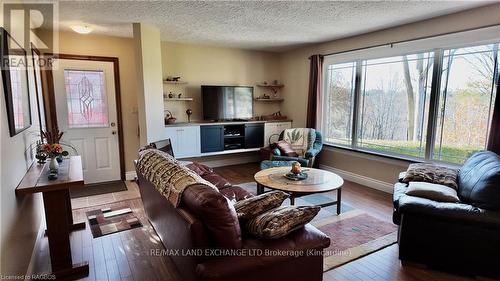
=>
[254,98,284,102]
[164,97,194,101]
[163,81,188,85]
[257,84,284,88]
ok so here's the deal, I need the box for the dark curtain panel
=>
[306,55,323,129]
[488,81,500,154]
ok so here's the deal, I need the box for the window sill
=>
[322,144,461,169]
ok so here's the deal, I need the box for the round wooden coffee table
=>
[254,167,344,214]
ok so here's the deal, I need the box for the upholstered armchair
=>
[271,129,323,167]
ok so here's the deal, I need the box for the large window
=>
[322,42,499,165]
[434,44,499,163]
[358,53,433,158]
[324,62,356,146]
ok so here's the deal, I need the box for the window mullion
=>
[351,60,363,148]
[485,43,499,146]
[425,49,444,160]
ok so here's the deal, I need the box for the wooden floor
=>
[31,163,489,281]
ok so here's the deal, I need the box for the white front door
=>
[52,59,121,184]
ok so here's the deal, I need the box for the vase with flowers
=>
[42,143,69,172]
[40,128,69,175]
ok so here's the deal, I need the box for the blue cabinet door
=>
[245,123,264,148]
[201,125,224,153]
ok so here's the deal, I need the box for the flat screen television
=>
[202,85,254,121]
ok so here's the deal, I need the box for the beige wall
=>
[318,148,409,185]
[161,42,282,122]
[35,33,285,173]
[38,30,140,172]
[1,18,44,276]
[280,3,500,184]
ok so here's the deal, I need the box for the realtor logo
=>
[1,1,58,69]
[2,1,57,52]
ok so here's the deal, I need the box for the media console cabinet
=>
[164,120,292,158]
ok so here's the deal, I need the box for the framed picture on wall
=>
[31,43,47,138]
[1,27,32,137]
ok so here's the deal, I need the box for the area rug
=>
[312,209,398,271]
[71,181,128,198]
[238,181,398,271]
[86,205,142,238]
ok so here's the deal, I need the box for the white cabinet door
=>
[165,126,200,158]
[264,123,278,146]
[164,127,179,155]
[177,126,200,158]
[264,122,292,146]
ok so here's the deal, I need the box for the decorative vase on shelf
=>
[186,109,193,123]
[49,157,59,172]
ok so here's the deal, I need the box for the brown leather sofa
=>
[136,160,330,281]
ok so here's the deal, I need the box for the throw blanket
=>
[282,128,315,157]
[137,149,217,207]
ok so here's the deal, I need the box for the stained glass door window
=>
[64,69,109,128]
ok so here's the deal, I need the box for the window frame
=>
[320,29,500,166]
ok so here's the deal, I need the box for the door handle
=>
[111,122,116,127]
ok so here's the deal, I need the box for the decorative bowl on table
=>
[284,161,308,181]
[284,171,308,181]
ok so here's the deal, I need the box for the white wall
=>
[0,19,44,276]
[133,23,165,145]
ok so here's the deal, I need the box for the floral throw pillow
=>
[402,163,458,190]
[245,206,320,239]
[234,191,289,220]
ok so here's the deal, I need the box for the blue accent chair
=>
[271,129,323,167]
[260,160,296,170]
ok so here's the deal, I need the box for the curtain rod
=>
[309,24,500,59]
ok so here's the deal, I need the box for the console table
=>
[16,156,89,280]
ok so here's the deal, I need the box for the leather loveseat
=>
[135,158,330,281]
[393,151,500,277]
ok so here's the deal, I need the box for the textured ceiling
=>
[56,1,493,51]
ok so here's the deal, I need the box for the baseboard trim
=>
[319,164,394,194]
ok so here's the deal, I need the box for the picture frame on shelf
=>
[1,27,32,137]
